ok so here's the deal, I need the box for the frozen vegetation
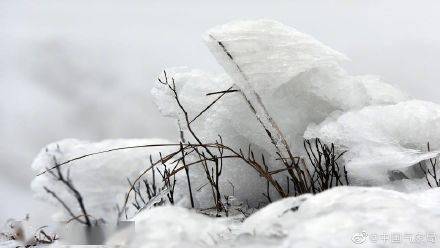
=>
[3,19,440,247]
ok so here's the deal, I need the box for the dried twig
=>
[206,88,238,96]
[190,86,235,124]
[419,142,440,188]
[303,138,349,192]
[38,143,183,176]
[38,70,351,219]
[181,142,195,208]
[44,157,92,226]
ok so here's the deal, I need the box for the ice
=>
[150,20,411,204]
[31,138,174,223]
[151,68,233,133]
[119,187,440,248]
[305,100,440,184]
[269,68,408,153]
[124,206,232,248]
[359,75,410,105]
[240,194,312,237]
[201,20,408,156]
[26,19,440,247]
[204,19,348,94]
[276,187,440,247]
[30,137,266,220]
[204,20,356,158]
[156,20,407,165]
[152,68,273,206]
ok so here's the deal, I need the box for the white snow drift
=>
[122,187,440,248]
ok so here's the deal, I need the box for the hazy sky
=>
[1,0,440,222]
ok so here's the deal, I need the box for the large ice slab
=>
[204,19,348,93]
[153,20,410,191]
[201,19,408,155]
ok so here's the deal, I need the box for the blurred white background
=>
[1,0,440,223]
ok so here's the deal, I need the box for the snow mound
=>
[122,187,440,248]
[277,187,440,247]
[305,100,440,184]
[125,206,232,248]
[31,138,173,223]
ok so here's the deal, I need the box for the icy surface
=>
[149,19,414,205]
[121,187,440,248]
[27,19,440,247]
[30,137,257,220]
[204,19,348,93]
[154,19,408,175]
[276,187,440,247]
[203,19,407,156]
[125,206,232,248]
[305,100,440,184]
[31,138,173,223]
[152,68,273,206]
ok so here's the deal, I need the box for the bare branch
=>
[190,86,235,124]
[206,88,238,96]
[44,160,92,226]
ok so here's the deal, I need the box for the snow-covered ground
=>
[123,187,440,248]
[4,187,440,247]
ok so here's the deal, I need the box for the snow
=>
[305,100,440,184]
[0,216,58,248]
[22,19,440,247]
[154,19,409,185]
[31,138,173,223]
[30,137,259,221]
[204,20,408,158]
[120,187,440,248]
[151,68,232,129]
[241,194,311,237]
[152,68,272,206]
[276,187,440,247]
[149,19,431,210]
[125,206,232,248]
[4,0,440,231]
